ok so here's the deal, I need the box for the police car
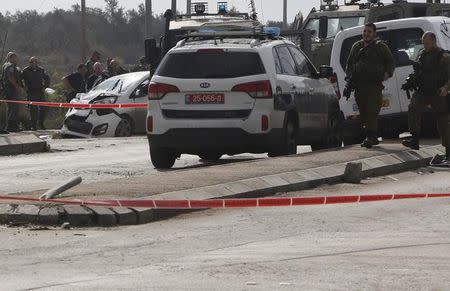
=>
[331,16,450,143]
[146,28,343,169]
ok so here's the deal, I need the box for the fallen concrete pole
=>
[40,177,82,200]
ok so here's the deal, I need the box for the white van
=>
[331,16,450,143]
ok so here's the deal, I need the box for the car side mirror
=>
[319,65,334,79]
[145,38,160,67]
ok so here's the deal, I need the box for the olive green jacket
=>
[346,39,395,84]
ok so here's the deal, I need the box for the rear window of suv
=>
[156,50,266,79]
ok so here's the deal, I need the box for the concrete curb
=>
[0,145,444,227]
[0,134,48,156]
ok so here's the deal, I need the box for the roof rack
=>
[175,13,251,21]
[182,29,282,42]
[174,29,282,48]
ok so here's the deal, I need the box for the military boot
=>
[402,133,419,150]
[442,147,450,167]
[361,132,379,149]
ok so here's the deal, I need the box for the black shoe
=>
[38,123,46,130]
[402,138,419,150]
[361,138,373,148]
[370,135,380,146]
[0,130,9,134]
[430,154,450,168]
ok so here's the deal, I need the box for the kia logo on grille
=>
[200,82,211,89]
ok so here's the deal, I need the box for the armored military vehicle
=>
[295,0,450,67]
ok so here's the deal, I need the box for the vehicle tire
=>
[198,152,222,161]
[311,109,343,151]
[269,116,297,157]
[150,145,177,169]
[115,117,133,137]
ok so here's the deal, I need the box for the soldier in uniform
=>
[108,59,129,77]
[345,23,395,148]
[86,51,101,76]
[86,62,109,91]
[22,57,50,130]
[2,52,24,132]
[62,64,88,102]
[402,31,450,166]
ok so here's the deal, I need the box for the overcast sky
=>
[0,0,392,23]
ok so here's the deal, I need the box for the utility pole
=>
[81,0,87,62]
[145,0,153,37]
[171,0,177,14]
[283,0,288,29]
[186,0,191,15]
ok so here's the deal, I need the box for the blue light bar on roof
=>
[263,27,281,37]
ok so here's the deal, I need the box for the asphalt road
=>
[1,170,449,290]
[0,136,311,194]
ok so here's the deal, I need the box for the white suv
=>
[147,32,343,169]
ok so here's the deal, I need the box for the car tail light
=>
[147,115,153,132]
[329,73,341,99]
[261,115,269,131]
[232,80,272,99]
[148,82,179,100]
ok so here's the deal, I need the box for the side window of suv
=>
[273,48,283,74]
[288,46,313,77]
[275,46,297,75]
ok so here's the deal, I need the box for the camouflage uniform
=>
[407,47,450,148]
[346,39,395,142]
[2,62,23,131]
[22,65,50,129]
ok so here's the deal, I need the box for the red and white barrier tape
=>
[0,99,147,109]
[0,193,449,209]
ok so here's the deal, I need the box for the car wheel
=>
[115,117,132,137]
[269,117,297,157]
[311,110,343,151]
[150,145,177,169]
[198,152,222,161]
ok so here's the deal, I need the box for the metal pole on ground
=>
[283,0,288,29]
[40,177,83,200]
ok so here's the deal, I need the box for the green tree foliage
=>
[0,1,166,73]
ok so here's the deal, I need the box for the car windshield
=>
[156,50,266,79]
[90,75,138,94]
[306,16,365,39]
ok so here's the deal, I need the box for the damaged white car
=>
[61,71,150,138]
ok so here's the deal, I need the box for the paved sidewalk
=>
[0,140,445,227]
[0,132,48,155]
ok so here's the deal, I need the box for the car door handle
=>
[291,85,297,90]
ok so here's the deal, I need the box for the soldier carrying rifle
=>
[345,23,395,149]
[402,31,450,167]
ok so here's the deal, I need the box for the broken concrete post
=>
[40,177,82,199]
[343,162,362,184]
